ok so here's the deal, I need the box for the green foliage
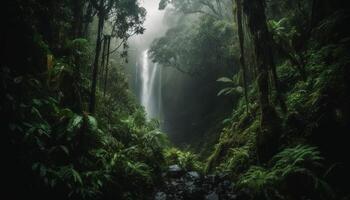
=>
[238,145,333,199]
[28,93,160,199]
[239,166,279,193]
[2,1,350,200]
[67,39,91,57]
[217,76,243,96]
[268,17,299,47]
[66,38,92,71]
[2,46,169,200]
[164,148,203,172]
[206,115,257,173]
[215,146,250,176]
[271,145,323,172]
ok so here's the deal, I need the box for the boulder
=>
[168,164,184,178]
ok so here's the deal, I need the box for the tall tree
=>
[100,35,108,87]
[71,0,87,38]
[234,0,249,113]
[89,0,146,113]
[240,0,280,162]
[103,35,111,96]
[89,0,106,113]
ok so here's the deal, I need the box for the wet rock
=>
[187,171,200,180]
[155,192,167,200]
[168,165,184,178]
[205,192,219,200]
[184,180,203,199]
[227,194,238,199]
[170,180,179,187]
[156,168,239,200]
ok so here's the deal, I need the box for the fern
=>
[217,147,250,174]
[238,145,330,199]
[164,148,203,171]
[271,145,323,171]
[238,166,278,192]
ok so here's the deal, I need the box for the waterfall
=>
[158,64,162,119]
[140,49,161,119]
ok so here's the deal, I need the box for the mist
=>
[126,0,169,119]
[4,0,350,199]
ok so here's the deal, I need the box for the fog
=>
[129,0,169,51]
[126,0,231,147]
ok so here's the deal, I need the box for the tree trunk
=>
[234,0,249,114]
[103,36,111,96]
[89,7,104,114]
[82,2,93,38]
[243,0,280,163]
[72,0,85,38]
[267,36,287,112]
[99,35,107,88]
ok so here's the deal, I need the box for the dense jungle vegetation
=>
[1,0,350,199]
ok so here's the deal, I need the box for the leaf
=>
[31,107,43,119]
[68,115,83,132]
[222,118,232,124]
[60,145,70,155]
[235,86,244,93]
[71,169,83,185]
[217,87,233,96]
[217,77,233,83]
[59,108,74,118]
[87,116,98,131]
[33,99,42,106]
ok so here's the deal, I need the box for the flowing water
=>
[140,49,162,119]
[128,0,168,120]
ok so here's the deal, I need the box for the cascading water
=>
[140,49,162,119]
[127,0,167,121]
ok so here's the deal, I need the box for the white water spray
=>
[140,49,161,119]
[129,0,168,120]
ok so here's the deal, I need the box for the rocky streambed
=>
[154,165,242,200]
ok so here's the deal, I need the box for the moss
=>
[215,146,251,178]
[206,115,259,173]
